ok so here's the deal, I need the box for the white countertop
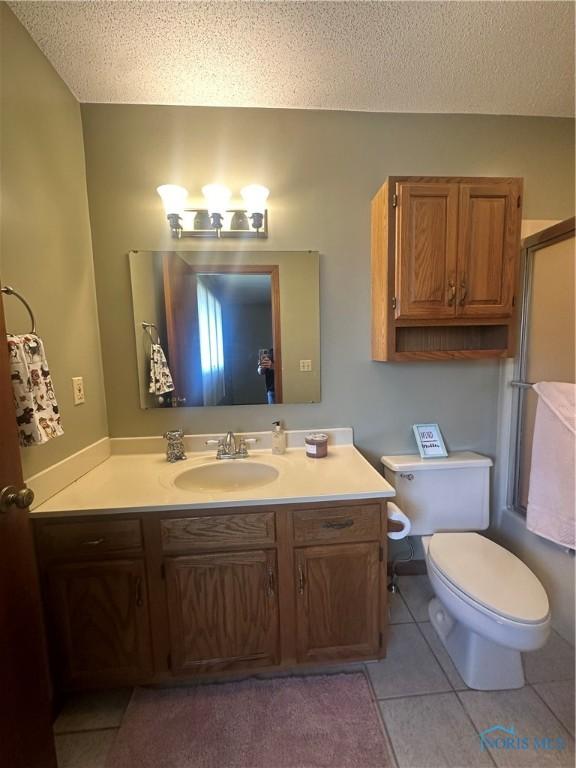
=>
[31,445,395,518]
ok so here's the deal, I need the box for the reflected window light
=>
[197,278,225,405]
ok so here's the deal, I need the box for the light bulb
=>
[240,184,270,216]
[201,184,231,216]
[156,184,188,216]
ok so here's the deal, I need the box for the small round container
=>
[305,432,328,459]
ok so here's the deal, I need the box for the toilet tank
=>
[380,452,492,535]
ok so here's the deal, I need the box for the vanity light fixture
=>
[156,184,189,238]
[201,184,231,232]
[241,185,269,232]
[156,183,269,239]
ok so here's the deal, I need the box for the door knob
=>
[0,485,35,512]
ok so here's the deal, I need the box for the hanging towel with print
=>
[149,343,175,396]
[8,334,64,446]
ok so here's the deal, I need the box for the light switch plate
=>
[299,360,312,372]
[72,376,85,405]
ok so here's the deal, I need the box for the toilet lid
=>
[428,533,549,623]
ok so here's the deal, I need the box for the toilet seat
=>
[427,533,549,624]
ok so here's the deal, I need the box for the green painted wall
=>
[0,5,108,477]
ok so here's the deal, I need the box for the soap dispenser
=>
[271,420,286,455]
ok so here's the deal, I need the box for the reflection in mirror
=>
[129,251,320,408]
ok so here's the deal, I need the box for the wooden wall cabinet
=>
[34,499,388,691]
[372,176,523,360]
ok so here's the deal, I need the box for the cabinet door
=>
[165,550,279,674]
[395,183,459,319]
[295,542,380,662]
[457,183,521,317]
[47,559,152,687]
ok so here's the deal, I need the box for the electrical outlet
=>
[299,360,312,372]
[72,376,85,405]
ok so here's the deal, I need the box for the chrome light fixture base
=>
[170,209,268,239]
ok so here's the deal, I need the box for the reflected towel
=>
[8,334,64,447]
[527,382,575,550]
[149,343,174,396]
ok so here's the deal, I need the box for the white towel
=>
[149,343,175,396]
[8,334,64,447]
[526,382,575,550]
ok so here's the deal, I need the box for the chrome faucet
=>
[205,431,258,459]
[224,431,238,456]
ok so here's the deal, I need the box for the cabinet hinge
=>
[161,563,166,579]
[167,652,171,669]
[517,195,521,208]
[379,545,384,562]
[379,632,383,647]
[391,297,397,310]
[391,193,398,208]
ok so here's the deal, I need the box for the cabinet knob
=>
[0,485,34,512]
[459,280,468,306]
[447,281,456,305]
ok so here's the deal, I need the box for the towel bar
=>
[142,321,161,345]
[1,285,36,334]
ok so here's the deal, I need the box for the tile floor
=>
[53,575,575,768]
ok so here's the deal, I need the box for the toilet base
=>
[428,597,525,690]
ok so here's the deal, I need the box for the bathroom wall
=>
[81,104,574,464]
[0,5,108,478]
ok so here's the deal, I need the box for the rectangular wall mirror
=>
[129,250,320,408]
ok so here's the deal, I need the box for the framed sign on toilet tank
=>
[412,423,448,458]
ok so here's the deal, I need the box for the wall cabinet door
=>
[165,550,279,674]
[295,542,380,662]
[47,559,152,687]
[456,183,521,317]
[395,182,459,319]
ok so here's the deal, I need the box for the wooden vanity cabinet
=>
[33,500,388,690]
[34,517,153,689]
[372,176,523,360]
[165,549,279,674]
[291,503,384,662]
[295,543,380,662]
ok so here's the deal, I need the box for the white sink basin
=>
[173,461,279,492]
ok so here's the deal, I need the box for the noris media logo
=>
[479,724,566,753]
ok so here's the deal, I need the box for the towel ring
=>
[1,286,36,334]
[142,321,160,345]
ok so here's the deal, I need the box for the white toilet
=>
[381,452,551,690]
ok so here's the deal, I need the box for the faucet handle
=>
[238,437,258,457]
[205,437,226,458]
[205,438,223,446]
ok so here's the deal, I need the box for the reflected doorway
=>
[163,258,283,406]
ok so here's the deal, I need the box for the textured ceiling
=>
[9,1,575,117]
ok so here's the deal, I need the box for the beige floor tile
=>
[389,590,414,624]
[55,729,116,768]
[523,631,575,684]
[533,681,575,737]
[418,621,468,691]
[399,574,434,621]
[54,689,132,734]
[459,687,575,767]
[367,622,451,699]
[380,692,495,768]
